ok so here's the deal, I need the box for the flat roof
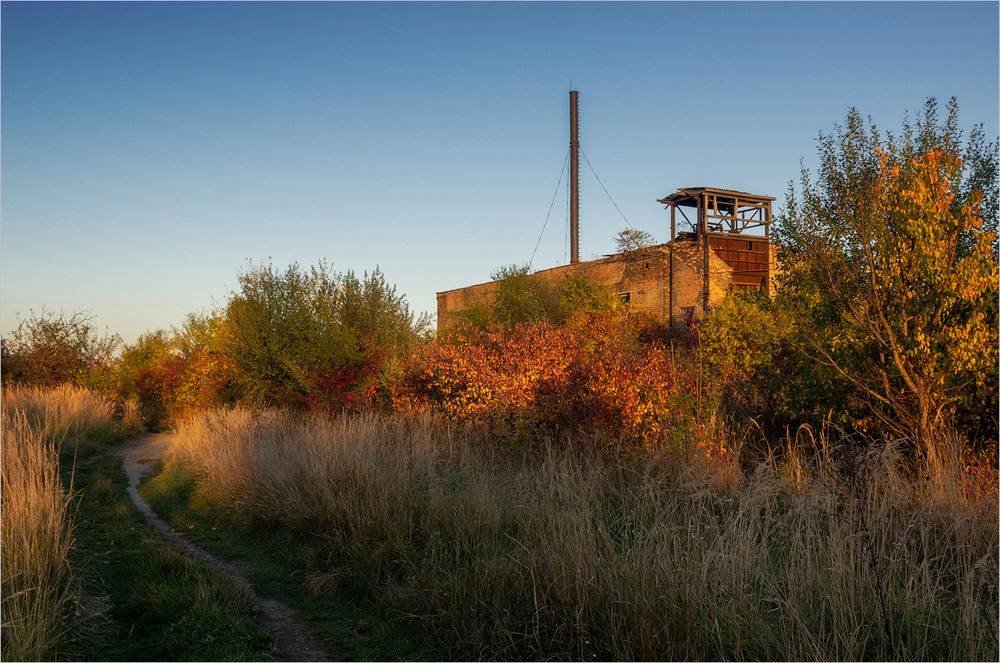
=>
[657,186,776,206]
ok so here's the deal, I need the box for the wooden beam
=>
[702,192,710,313]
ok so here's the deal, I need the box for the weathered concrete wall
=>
[436,237,762,330]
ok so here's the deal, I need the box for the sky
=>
[2,1,998,345]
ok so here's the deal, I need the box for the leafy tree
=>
[117,329,174,397]
[774,99,999,457]
[456,264,560,328]
[220,260,427,406]
[337,268,432,357]
[615,228,656,253]
[700,290,784,381]
[699,291,793,437]
[172,311,227,358]
[1,309,120,389]
[560,275,621,318]
[456,265,620,329]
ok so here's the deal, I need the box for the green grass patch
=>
[140,461,434,661]
[64,456,278,661]
[58,425,132,470]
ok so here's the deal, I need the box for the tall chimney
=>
[569,90,580,264]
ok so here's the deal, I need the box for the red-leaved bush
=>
[395,314,725,458]
[133,348,235,414]
[300,347,388,413]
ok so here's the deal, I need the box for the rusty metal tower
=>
[659,187,775,315]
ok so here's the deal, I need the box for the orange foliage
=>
[134,348,235,413]
[397,314,725,458]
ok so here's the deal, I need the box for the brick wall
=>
[436,237,751,330]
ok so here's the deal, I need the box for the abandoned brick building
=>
[437,186,777,330]
[436,92,777,330]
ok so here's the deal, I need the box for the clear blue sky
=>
[3,1,998,344]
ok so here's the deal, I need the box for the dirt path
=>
[80,433,335,662]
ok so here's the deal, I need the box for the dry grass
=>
[169,408,999,660]
[0,385,144,660]
[1,384,143,459]
[1,411,76,661]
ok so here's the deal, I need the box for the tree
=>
[337,268,432,357]
[219,260,427,406]
[774,99,999,459]
[614,228,656,253]
[455,264,560,328]
[1,309,120,389]
[559,275,621,318]
[455,265,620,329]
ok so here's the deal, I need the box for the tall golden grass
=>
[1,408,75,661]
[0,384,142,661]
[1,405,76,660]
[169,408,999,660]
[1,384,142,456]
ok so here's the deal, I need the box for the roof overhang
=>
[657,187,776,209]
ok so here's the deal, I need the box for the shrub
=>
[119,316,237,419]
[219,261,427,407]
[1,310,120,391]
[455,265,621,330]
[398,315,719,456]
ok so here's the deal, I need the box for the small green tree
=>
[774,99,999,456]
[700,290,784,381]
[559,275,620,318]
[338,268,432,357]
[456,264,560,328]
[172,311,226,358]
[614,228,656,253]
[456,265,619,329]
[699,290,792,437]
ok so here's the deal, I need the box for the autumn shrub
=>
[1,310,120,392]
[397,314,723,457]
[120,319,237,420]
[299,346,389,413]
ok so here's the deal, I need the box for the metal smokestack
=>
[569,90,580,264]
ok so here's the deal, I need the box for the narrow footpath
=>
[81,433,334,662]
